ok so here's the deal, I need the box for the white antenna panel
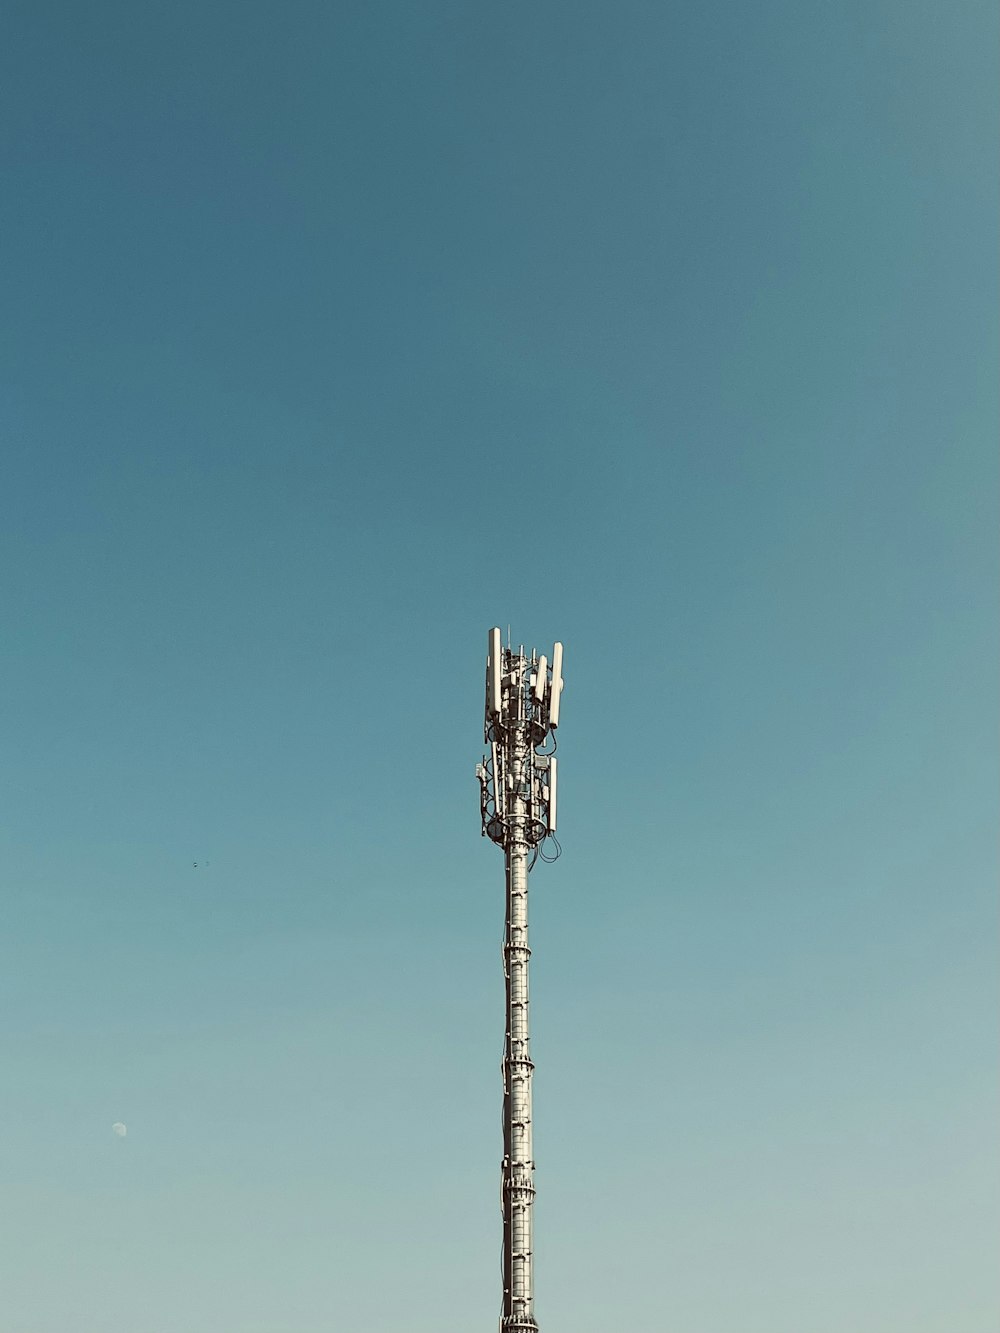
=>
[533,654,547,703]
[549,642,564,728]
[488,627,502,716]
[547,757,557,832]
[491,739,504,816]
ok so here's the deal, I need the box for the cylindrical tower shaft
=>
[479,630,563,1333]
[502,722,537,1333]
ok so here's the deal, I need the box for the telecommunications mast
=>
[477,628,564,1333]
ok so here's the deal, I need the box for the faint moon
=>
[112,1122,127,1138]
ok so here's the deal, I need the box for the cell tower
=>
[477,627,564,1333]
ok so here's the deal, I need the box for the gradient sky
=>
[1,3,997,1331]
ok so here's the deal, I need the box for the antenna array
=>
[477,627,564,1333]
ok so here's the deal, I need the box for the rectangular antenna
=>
[491,739,504,816]
[548,756,558,832]
[488,627,502,717]
[533,653,547,703]
[549,642,564,728]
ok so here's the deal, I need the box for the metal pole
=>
[479,631,563,1333]
[502,722,537,1333]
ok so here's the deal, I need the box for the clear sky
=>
[1,3,996,1331]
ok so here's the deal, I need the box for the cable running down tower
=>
[477,627,564,1333]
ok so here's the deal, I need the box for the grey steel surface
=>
[478,630,563,1333]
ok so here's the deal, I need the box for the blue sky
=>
[1,2,996,1330]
